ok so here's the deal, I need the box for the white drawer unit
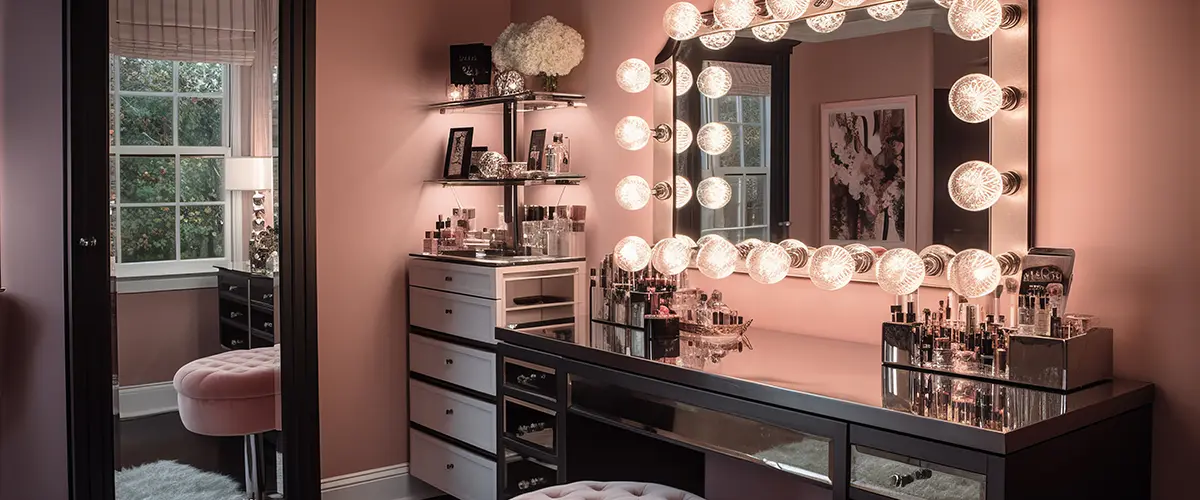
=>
[410,379,496,453]
[410,286,501,344]
[410,429,497,500]
[409,334,496,396]
[410,258,500,299]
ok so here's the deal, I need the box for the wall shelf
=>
[430,92,586,115]
[426,175,585,187]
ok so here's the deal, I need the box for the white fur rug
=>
[115,461,242,500]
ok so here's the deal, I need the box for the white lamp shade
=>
[225,157,274,191]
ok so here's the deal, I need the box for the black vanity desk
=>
[215,265,276,351]
[495,326,1153,500]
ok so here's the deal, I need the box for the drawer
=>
[503,397,556,453]
[251,309,274,336]
[502,447,558,498]
[410,334,496,396]
[503,358,557,401]
[218,273,247,295]
[410,379,496,453]
[411,258,499,299]
[410,429,496,500]
[220,301,248,322]
[410,287,500,345]
[849,426,992,500]
[249,277,275,306]
[221,322,250,350]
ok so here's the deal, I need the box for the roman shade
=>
[704,60,772,97]
[110,0,264,65]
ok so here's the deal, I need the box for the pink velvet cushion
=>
[174,345,280,437]
[512,481,705,500]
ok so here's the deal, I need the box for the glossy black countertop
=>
[496,325,1154,455]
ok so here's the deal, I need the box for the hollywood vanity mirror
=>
[645,0,1034,291]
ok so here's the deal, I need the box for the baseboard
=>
[119,382,178,419]
[321,464,443,500]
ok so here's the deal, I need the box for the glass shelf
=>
[425,174,585,187]
[430,92,587,114]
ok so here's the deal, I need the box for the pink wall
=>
[117,289,221,386]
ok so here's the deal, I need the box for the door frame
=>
[63,0,322,498]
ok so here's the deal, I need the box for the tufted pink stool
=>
[174,345,280,499]
[512,481,705,500]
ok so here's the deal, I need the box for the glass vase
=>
[540,73,559,92]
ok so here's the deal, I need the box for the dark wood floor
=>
[117,412,279,492]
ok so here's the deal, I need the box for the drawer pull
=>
[444,309,453,315]
[444,276,453,282]
[445,463,455,470]
[230,312,243,318]
[890,468,933,488]
[519,477,548,491]
[227,285,239,292]
[445,358,454,365]
[445,409,454,415]
[516,373,546,388]
[262,293,274,301]
[516,421,548,436]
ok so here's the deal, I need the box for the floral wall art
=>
[820,96,917,249]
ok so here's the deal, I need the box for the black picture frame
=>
[444,127,475,179]
[527,129,547,171]
[469,146,488,178]
[450,43,493,85]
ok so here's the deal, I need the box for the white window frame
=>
[111,56,234,278]
[700,93,772,241]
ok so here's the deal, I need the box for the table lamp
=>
[225,157,275,274]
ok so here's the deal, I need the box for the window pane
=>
[722,175,745,227]
[119,57,173,92]
[179,97,223,146]
[109,93,116,146]
[719,126,743,168]
[178,62,224,93]
[110,156,117,260]
[743,125,764,168]
[742,96,763,123]
[119,156,176,203]
[745,174,766,227]
[121,206,176,263]
[717,96,739,123]
[181,157,224,202]
[180,205,225,260]
[119,95,173,146]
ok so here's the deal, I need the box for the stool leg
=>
[245,434,266,500]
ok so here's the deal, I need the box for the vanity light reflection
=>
[868,0,909,22]
[765,0,810,21]
[807,12,846,34]
[696,66,733,99]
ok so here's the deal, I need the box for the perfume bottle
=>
[695,293,712,326]
[1035,297,1051,336]
[707,290,735,325]
[1018,295,1036,335]
[544,133,570,175]
[423,231,439,255]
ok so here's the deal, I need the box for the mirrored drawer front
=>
[503,397,556,453]
[410,287,499,344]
[570,375,832,485]
[850,445,985,500]
[503,448,558,498]
[409,334,496,396]
[504,358,557,400]
[410,379,496,453]
[248,278,274,306]
[410,429,496,500]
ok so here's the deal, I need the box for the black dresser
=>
[216,266,276,350]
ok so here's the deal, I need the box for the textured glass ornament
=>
[652,237,693,276]
[616,58,652,94]
[714,0,757,31]
[697,177,733,209]
[495,71,526,95]
[877,248,926,295]
[807,12,846,33]
[868,0,908,22]
[810,245,855,291]
[697,123,734,155]
[753,23,791,42]
[675,63,694,97]
[948,249,1002,298]
[766,0,810,21]
[747,243,790,284]
[700,31,737,50]
[696,66,733,98]
[664,2,705,40]
[675,175,694,209]
[477,151,507,178]
[614,236,652,272]
[697,236,739,279]
[675,120,693,154]
[615,116,652,151]
[949,73,1003,123]
[949,0,1003,41]
[949,160,1003,211]
[615,176,652,211]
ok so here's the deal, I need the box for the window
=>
[701,92,772,243]
[110,56,231,276]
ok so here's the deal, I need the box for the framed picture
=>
[449,43,492,85]
[443,127,474,179]
[469,146,488,178]
[527,129,547,171]
[820,96,917,249]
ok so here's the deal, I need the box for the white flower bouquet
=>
[493,16,584,91]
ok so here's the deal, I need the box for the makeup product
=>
[890,305,903,323]
[1035,297,1051,336]
[1018,295,1036,335]
[906,300,917,324]
[423,231,438,254]
[934,337,953,367]
[1064,313,1096,338]
[1050,308,1062,338]
[996,348,1008,372]
[1019,248,1077,313]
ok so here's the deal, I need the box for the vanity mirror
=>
[648,0,1034,290]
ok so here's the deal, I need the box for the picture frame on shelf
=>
[527,129,547,172]
[443,127,475,179]
[469,146,488,178]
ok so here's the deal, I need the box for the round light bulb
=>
[714,0,757,31]
[697,177,733,209]
[477,151,507,178]
[675,234,697,249]
[752,23,790,42]
[919,244,957,277]
[697,123,734,155]
[615,116,652,151]
[675,120,693,154]
[766,0,810,21]
[697,234,723,247]
[949,0,1003,41]
[675,63,694,97]
[947,249,1001,298]
[747,243,790,284]
[614,236,653,272]
[616,58,652,94]
[949,73,1003,123]
[675,175,694,209]
[807,12,846,33]
[949,160,1004,211]
[664,2,705,40]
[780,239,811,268]
[868,0,908,22]
[833,0,866,6]
[696,66,733,99]
[700,31,736,50]
[615,175,652,211]
[697,236,739,279]
[876,248,926,295]
[845,243,877,273]
[652,238,693,276]
[810,245,855,291]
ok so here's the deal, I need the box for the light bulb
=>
[747,243,790,284]
[919,244,956,277]
[697,177,733,209]
[697,123,733,155]
[615,116,652,151]
[714,0,757,31]
[675,120,693,154]
[700,31,736,50]
[949,160,1008,211]
[616,58,652,94]
[766,0,810,21]
[614,236,653,272]
[845,243,877,273]
[477,151,507,178]
[868,0,908,22]
[807,12,845,33]
[935,0,954,8]
[697,234,723,247]
[947,249,1001,298]
[675,63,693,97]
[780,239,811,268]
[696,66,733,98]
[949,0,1003,41]
[810,245,855,291]
[615,175,652,211]
[664,2,705,41]
[675,175,694,209]
[948,73,1003,123]
[652,238,693,276]
[753,23,790,42]
[675,234,697,249]
[876,248,926,295]
[737,238,764,258]
[697,236,739,279]
[833,0,865,6]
